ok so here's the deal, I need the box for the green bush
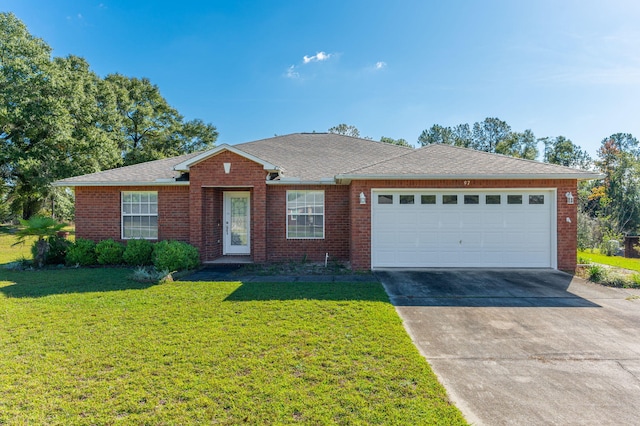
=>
[123,239,154,266]
[587,264,606,282]
[30,235,70,265]
[95,239,125,265]
[66,238,97,266]
[153,240,199,272]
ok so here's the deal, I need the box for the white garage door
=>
[371,190,555,268]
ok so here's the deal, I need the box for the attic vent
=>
[176,172,190,182]
[268,172,280,181]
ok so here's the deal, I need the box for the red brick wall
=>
[74,185,190,243]
[349,179,579,272]
[266,185,350,263]
[188,151,268,262]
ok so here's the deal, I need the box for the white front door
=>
[223,191,250,255]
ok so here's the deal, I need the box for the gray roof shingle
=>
[233,133,412,180]
[338,143,600,180]
[54,133,601,186]
[53,151,200,186]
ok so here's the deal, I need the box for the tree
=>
[496,129,538,160]
[328,123,360,138]
[0,14,218,219]
[0,14,122,218]
[418,124,453,146]
[590,134,640,235]
[380,136,412,148]
[471,117,511,152]
[13,215,67,268]
[542,136,592,169]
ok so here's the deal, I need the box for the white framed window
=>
[122,191,158,239]
[286,190,324,239]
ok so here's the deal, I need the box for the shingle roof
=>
[233,133,412,180]
[53,151,200,186]
[53,133,601,186]
[338,143,601,180]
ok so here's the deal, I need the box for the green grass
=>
[0,225,33,264]
[0,224,75,265]
[0,268,466,425]
[578,249,640,272]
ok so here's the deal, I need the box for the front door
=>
[223,191,251,255]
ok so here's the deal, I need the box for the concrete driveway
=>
[376,269,640,426]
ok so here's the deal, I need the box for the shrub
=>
[587,264,606,283]
[66,238,97,266]
[131,266,173,283]
[95,239,125,265]
[123,239,154,266]
[153,240,200,272]
[30,235,71,265]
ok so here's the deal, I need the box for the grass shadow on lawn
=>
[0,268,155,298]
[224,280,388,302]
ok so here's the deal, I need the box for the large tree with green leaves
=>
[542,136,592,169]
[590,133,640,235]
[0,13,218,219]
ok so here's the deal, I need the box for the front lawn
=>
[578,250,640,272]
[0,225,33,264]
[0,268,466,424]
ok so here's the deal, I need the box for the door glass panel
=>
[486,195,501,204]
[507,195,523,204]
[378,194,393,204]
[464,195,479,204]
[230,196,248,246]
[400,195,415,205]
[443,195,458,205]
[421,195,436,204]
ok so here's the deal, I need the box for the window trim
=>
[286,190,325,240]
[121,191,159,240]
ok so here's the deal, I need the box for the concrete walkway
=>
[376,269,640,426]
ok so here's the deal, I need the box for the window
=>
[443,195,458,205]
[122,192,158,239]
[287,191,324,239]
[529,195,545,205]
[378,194,393,204]
[400,195,415,205]
[464,195,479,204]
[507,195,523,204]
[486,195,501,204]
[421,195,436,204]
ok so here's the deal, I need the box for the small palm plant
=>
[13,215,68,268]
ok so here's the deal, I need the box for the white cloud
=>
[286,65,300,79]
[303,51,332,64]
[375,61,387,70]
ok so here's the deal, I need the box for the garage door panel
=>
[372,190,553,268]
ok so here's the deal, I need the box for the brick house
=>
[54,133,600,271]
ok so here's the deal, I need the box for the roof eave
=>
[51,181,190,188]
[335,173,604,183]
[266,178,338,185]
[174,144,280,172]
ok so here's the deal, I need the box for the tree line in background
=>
[330,121,640,249]
[0,13,218,221]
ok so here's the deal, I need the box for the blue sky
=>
[4,0,640,158]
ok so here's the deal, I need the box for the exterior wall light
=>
[565,192,574,205]
[359,192,366,205]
